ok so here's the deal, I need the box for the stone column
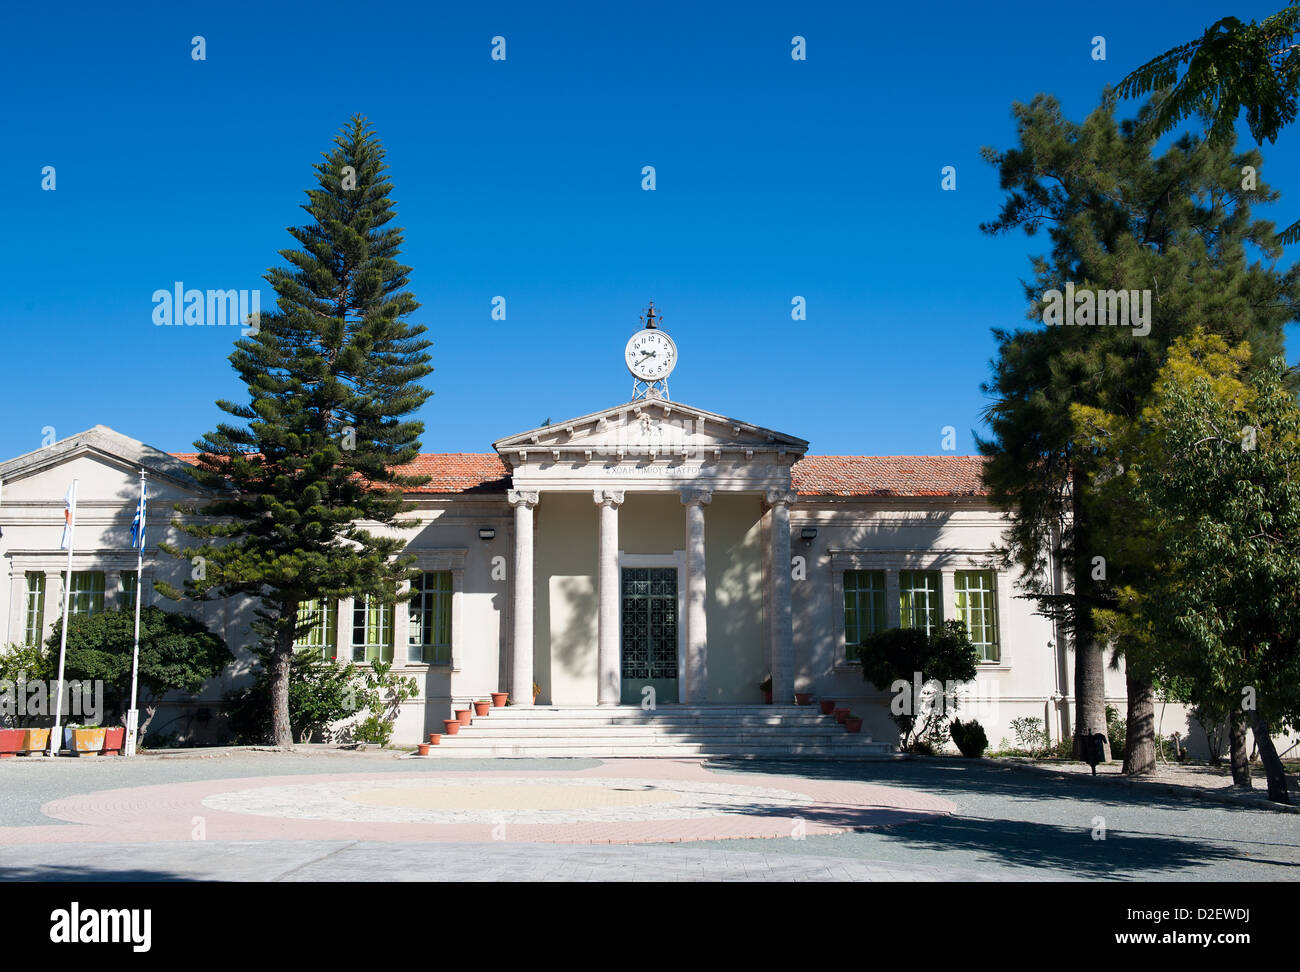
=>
[766,489,797,705]
[594,489,625,705]
[508,490,539,706]
[681,488,712,703]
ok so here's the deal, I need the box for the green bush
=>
[225,651,360,744]
[1106,704,1127,760]
[349,660,418,748]
[1009,716,1049,756]
[949,718,988,757]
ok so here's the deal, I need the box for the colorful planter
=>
[442,719,461,736]
[455,708,472,726]
[833,708,850,725]
[794,692,812,706]
[102,726,126,756]
[474,701,491,717]
[416,743,430,756]
[428,733,441,746]
[490,692,508,707]
[0,729,22,758]
[845,717,863,733]
[819,700,836,715]
[21,728,50,754]
[63,727,106,756]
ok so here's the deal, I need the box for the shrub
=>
[47,607,231,740]
[857,620,980,750]
[350,660,418,748]
[1106,704,1127,760]
[950,718,988,758]
[0,643,55,728]
[225,651,359,744]
[1009,716,1049,756]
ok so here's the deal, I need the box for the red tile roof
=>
[170,452,987,497]
[791,456,989,497]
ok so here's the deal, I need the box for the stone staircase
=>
[419,704,896,759]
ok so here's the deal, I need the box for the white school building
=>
[1,318,1215,757]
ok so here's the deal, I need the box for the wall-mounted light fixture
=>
[478,527,496,541]
[800,527,817,542]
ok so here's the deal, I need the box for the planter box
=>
[64,727,106,756]
[0,729,22,758]
[21,728,50,754]
[102,726,126,756]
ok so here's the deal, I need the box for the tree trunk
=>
[1069,488,1110,761]
[1228,714,1251,787]
[1248,710,1291,805]
[269,602,296,750]
[1122,670,1156,776]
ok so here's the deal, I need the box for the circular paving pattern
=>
[16,760,957,845]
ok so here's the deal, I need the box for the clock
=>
[625,328,677,381]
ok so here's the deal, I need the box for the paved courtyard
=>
[0,751,1296,881]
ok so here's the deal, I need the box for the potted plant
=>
[428,732,441,746]
[759,675,773,705]
[832,708,850,725]
[532,682,541,705]
[491,691,508,707]
[455,707,473,726]
[63,724,106,756]
[818,699,836,715]
[844,716,863,733]
[0,729,22,758]
[416,743,430,756]
[474,699,491,717]
[442,718,461,736]
[21,728,50,754]
[794,692,812,706]
[101,726,126,756]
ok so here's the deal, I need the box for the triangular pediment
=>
[493,399,808,468]
[0,425,207,501]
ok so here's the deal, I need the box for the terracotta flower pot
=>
[0,729,22,758]
[455,708,472,726]
[21,728,50,754]
[845,717,863,733]
[416,743,430,756]
[474,701,491,717]
[101,726,126,756]
[819,700,836,715]
[428,733,441,746]
[442,719,461,736]
[833,708,850,724]
[491,692,508,707]
[794,692,812,706]
[763,690,773,705]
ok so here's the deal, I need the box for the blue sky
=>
[3,0,1296,460]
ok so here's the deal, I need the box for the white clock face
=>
[625,329,677,381]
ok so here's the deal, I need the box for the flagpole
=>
[50,479,77,757]
[126,470,146,757]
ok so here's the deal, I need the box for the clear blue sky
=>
[3,0,1296,460]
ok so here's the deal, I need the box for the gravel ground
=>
[0,749,1295,881]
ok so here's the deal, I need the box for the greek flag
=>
[130,480,147,550]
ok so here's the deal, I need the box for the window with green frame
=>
[409,571,452,664]
[352,596,394,663]
[294,598,338,659]
[955,570,999,662]
[68,571,106,618]
[120,572,139,612]
[24,572,46,646]
[898,570,942,635]
[843,570,885,661]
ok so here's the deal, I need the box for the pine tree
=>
[978,94,1299,766]
[160,116,432,749]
